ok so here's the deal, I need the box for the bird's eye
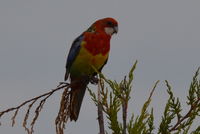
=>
[107,21,113,26]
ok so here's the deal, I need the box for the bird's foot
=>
[90,76,99,85]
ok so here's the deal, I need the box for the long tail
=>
[69,79,88,121]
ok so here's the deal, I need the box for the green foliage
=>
[89,63,200,134]
[127,81,158,134]
[159,67,200,134]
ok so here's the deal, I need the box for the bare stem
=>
[55,86,71,134]
[0,83,68,118]
[169,98,200,132]
[97,78,105,134]
[122,100,127,134]
[0,82,70,134]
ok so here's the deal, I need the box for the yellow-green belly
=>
[70,46,108,77]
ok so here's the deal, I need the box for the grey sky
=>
[0,0,200,133]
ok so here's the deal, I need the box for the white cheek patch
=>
[104,27,114,36]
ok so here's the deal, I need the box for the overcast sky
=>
[0,0,200,133]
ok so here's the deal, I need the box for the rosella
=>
[65,18,118,121]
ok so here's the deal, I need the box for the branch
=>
[55,85,71,134]
[122,99,127,134]
[0,82,70,134]
[169,97,200,132]
[97,77,105,134]
[121,77,129,134]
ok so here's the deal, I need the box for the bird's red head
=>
[90,17,118,36]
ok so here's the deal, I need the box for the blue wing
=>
[65,34,84,80]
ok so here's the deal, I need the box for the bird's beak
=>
[113,26,118,34]
[105,26,118,35]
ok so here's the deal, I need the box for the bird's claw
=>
[90,76,99,85]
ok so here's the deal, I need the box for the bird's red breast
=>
[83,32,111,56]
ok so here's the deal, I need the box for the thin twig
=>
[0,82,70,134]
[97,77,105,134]
[55,86,71,134]
[122,100,127,134]
[23,99,37,134]
[121,77,128,134]
[169,98,200,132]
[0,83,68,119]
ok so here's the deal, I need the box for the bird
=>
[65,17,118,121]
